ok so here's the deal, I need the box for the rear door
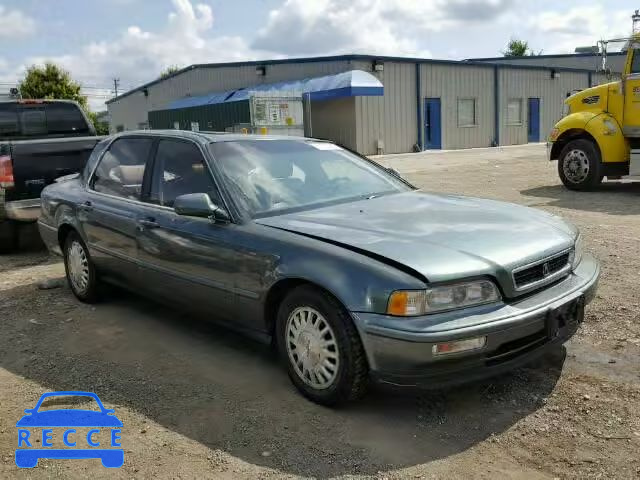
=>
[424,98,442,149]
[135,138,245,325]
[527,98,540,142]
[83,136,154,281]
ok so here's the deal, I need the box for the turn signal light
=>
[432,337,486,356]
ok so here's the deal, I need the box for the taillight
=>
[0,155,15,188]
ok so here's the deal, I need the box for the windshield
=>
[209,140,410,217]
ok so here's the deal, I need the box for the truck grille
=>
[513,251,571,290]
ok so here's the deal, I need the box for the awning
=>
[164,70,383,110]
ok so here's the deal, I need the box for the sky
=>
[0,0,635,110]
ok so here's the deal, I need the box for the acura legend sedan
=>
[38,131,600,405]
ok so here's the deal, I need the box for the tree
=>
[19,62,87,108]
[87,111,110,135]
[159,65,181,79]
[18,62,109,134]
[502,38,541,57]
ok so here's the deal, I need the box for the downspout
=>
[416,63,423,151]
[588,71,593,88]
[493,65,500,147]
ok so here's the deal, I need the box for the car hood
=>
[256,191,577,296]
[16,410,123,427]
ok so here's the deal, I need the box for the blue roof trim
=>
[108,53,602,105]
[160,70,383,110]
[309,86,383,101]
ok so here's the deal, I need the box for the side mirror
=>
[173,193,230,223]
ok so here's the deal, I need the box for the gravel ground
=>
[0,143,638,479]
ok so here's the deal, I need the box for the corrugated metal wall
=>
[499,68,589,145]
[309,98,357,150]
[421,64,495,149]
[351,61,417,155]
[108,61,356,131]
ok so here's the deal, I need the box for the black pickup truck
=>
[0,99,104,252]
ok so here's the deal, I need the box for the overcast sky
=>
[0,0,635,110]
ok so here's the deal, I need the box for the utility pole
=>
[113,78,120,97]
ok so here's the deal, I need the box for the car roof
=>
[111,129,330,144]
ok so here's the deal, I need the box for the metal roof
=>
[468,52,627,61]
[159,69,383,111]
[107,53,603,105]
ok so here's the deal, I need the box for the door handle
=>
[78,201,93,212]
[137,218,159,229]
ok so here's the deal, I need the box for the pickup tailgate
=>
[7,136,102,200]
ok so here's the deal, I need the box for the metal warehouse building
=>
[107,54,610,155]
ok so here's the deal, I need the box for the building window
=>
[457,98,477,127]
[507,99,522,125]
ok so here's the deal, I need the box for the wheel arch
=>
[57,223,78,250]
[550,129,600,161]
[263,278,349,337]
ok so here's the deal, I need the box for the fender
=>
[550,112,628,164]
[584,113,629,164]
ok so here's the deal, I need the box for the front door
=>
[624,46,640,136]
[83,137,154,281]
[527,98,540,142]
[424,98,442,149]
[135,138,244,326]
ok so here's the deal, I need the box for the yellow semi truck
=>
[548,35,640,190]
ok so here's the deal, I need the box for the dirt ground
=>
[0,143,638,479]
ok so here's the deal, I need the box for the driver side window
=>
[148,139,221,208]
[631,49,640,74]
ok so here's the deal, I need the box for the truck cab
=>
[549,34,640,190]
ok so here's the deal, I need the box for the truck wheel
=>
[276,285,369,406]
[63,231,99,302]
[0,221,19,253]
[558,139,603,191]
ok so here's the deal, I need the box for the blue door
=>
[424,98,442,149]
[528,98,540,142]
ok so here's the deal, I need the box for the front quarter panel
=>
[584,113,629,164]
[241,223,428,318]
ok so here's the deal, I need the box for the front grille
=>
[513,252,571,290]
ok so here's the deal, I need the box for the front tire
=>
[63,231,99,303]
[558,139,603,191]
[276,285,368,406]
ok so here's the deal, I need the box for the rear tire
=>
[558,139,603,191]
[276,285,368,406]
[63,231,99,303]
[0,221,19,253]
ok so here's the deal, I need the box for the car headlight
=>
[570,234,584,269]
[387,280,501,316]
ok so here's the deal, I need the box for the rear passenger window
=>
[46,103,90,134]
[20,108,47,135]
[148,140,221,207]
[91,138,153,200]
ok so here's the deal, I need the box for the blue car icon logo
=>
[15,391,123,468]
